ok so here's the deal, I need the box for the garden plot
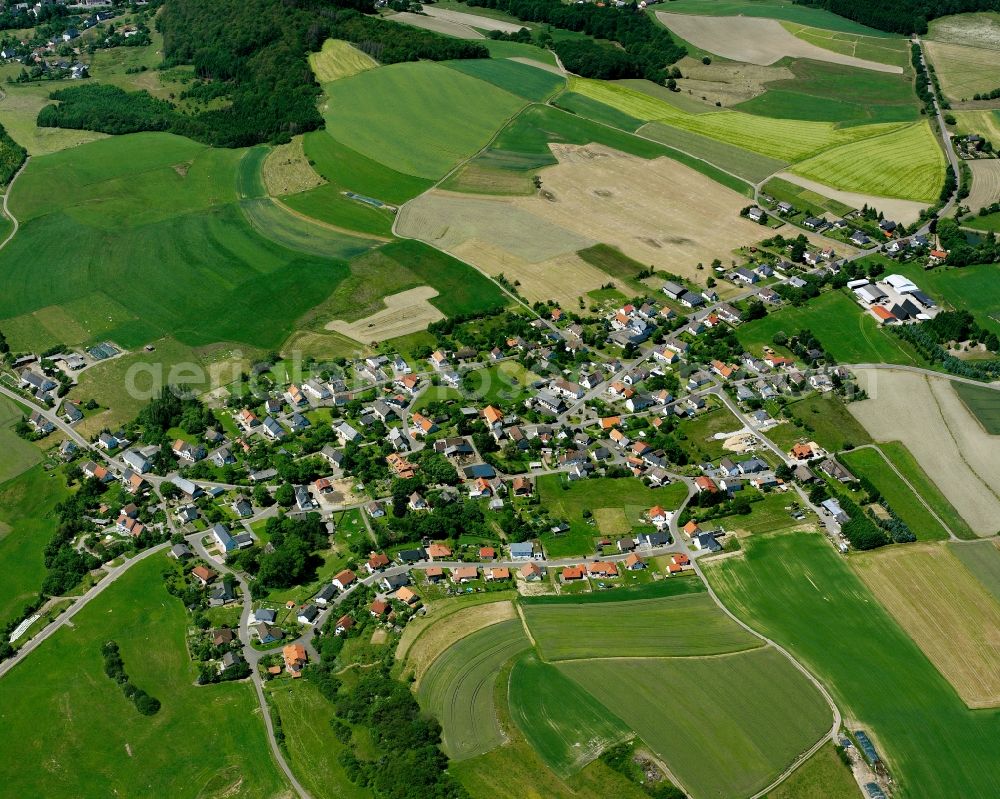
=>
[849,368,1000,536]
[656,13,902,72]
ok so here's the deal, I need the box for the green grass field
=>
[0,133,365,350]
[639,121,789,183]
[767,393,874,452]
[560,647,832,799]
[675,404,746,461]
[267,678,372,799]
[949,540,1000,602]
[570,78,910,163]
[0,465,68,628]
[321,62,526,180]
[654,0,898,35]
[554,92,644,132]
[706,531,1000,799]
[0,394,42,484]
[537,475,688,557]
[764,740,858,799]
[240,197,380,259]
[954,382,1000,434]
[0,554,289,798]
[736,59,918,125]
[875,441,976,540]
[840,447,951,541]
[577,243,651,292]
[482,39,558,66]
[783,23,911,67]
[791,121,945,202]
[508,651,631,777]
[966,211,1000,232]
[736,289,921,365]
[418,619,531,761]
[444,58,565,102]
[523,593,760,660]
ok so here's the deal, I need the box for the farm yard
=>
[417,619,531,761]
[522,593,761,660]
[849,369,1000,536]
[706,532,1000,799]
[656,13,902,72]
[0,555,289,798]
[852,543,1000,708]
[559,647,832,799]
[839,447,951,541]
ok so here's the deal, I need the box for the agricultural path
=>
[0,542,169,681]
[0,155,27,250]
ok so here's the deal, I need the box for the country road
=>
[0,542,169,680]
[0,155,27,250]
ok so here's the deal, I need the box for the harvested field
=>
[783,23,910,69]
[390,11,484,39]
[966,160,1000,212]
[508,56,564,76]
[656,12,902,72]
[775,172,927,225]
[262,136,325,197]
[670,57,795,107]
[325,285,445,344]
[404,600,516,684]
[853,543,1000,708]
[928,12,1000,50]
[308,38,377,82]
[849,369,1000,535]
[423,6,526,33]
[924,40,1000,102]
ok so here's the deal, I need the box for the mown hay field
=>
[308,38,377,82]
[850,369,1000,536]
[638,121,788,182]
[954,110,1000,148]
[417,619,531,761]
[656,12,901,72]
[966,160,1000,212]
[523,593,761,660]
[840,447,951,541]
[569,78,909,162]
[444,57,564,102]
[790,121,945,202]
[923,39,1000,103]
[0,555,289,798]
[706,531,1000,799]
[508,652,632,777]
[949,539,1000,602]
[853,543,1000,708]
[560,647,832,799]
[262,135,325,197]
[322,61,526,180]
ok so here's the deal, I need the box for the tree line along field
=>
[852,543,1000,709]
[839,447,951,541]
[706,532,1000,799]
[0,554,289,798]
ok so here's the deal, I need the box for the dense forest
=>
[461,0,685,82]
[38,0,487,147]
[0,122,26,185]
[795,0,1000,34]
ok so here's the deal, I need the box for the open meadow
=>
[849,369,1000,536]
[523,593,761,660]
[656,13,901,72]
[840,447,951,541]
[736,289,920,365]
[852,543,1000,708]
[706,531,1000,799]
[924,29,1000,103]
[0,395,42,484]
[764,740,858,799]
[309,38,377,82]
[417,619,530,761]
[0,554,289,798]
[0,466,68,628]
[560,647,832,799]
[508,652,632,777]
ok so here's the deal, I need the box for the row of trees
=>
[462,0,685,82]
[101,641,162,715]
[794,0,1000,34]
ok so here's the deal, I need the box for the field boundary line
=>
[0,155,28,251]
[514,603,537,648]
[260,197,392,242]
[544,647,767,664]
[691,559,843,799]
[850,443,957,540]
